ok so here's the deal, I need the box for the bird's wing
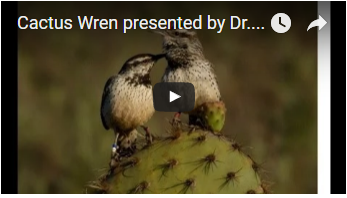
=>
[100,75,116,130]
[207,61,222,101]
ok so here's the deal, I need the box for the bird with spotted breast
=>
[151,29,222,128]
[100,53,165,168]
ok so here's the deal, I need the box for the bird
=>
[100,53,165,166]
[151,29,222,127]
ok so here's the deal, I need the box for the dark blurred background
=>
[18,1,317,194]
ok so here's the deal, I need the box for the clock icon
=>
[271,13,291,33]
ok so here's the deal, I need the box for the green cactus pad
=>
[86,128,266,194]
[199,101,226,133]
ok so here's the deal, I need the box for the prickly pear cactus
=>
[86,126,268,194]
[198,101,226,133]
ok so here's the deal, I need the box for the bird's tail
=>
[189,114,203,127]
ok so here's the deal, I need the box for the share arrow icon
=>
[307,15,327,31]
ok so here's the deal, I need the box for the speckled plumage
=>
[100,53,165,152]
[101,75,154,132]
[153,29,222,118]
[162,50,221,112]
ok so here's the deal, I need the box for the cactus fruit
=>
[198,101,226,133]
[86,126,267,194]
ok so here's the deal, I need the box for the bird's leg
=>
[141,125,152,145]
[109,132,120,170]
[170,112,182,127]
[126,134,137,155]
[174,112,181,119]
[112,133,120,157]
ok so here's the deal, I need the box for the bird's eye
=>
[174,32,179,36]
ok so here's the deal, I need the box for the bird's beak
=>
[148,29,166,36]
[153,53,166,61]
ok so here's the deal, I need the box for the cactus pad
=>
[86,127,267,194]
[198,101,226,133]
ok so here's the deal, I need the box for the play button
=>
[170,91,181,102]
[153,82,195,112]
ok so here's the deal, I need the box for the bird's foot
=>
[141,125,153,146]
[109,157,118,172]
[188,115,207,131]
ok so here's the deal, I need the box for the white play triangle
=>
[170,91,181,102]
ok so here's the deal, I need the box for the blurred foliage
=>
[18,2,317,194]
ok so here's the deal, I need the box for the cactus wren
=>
[152,29,222,126]
[100,53,165,166]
